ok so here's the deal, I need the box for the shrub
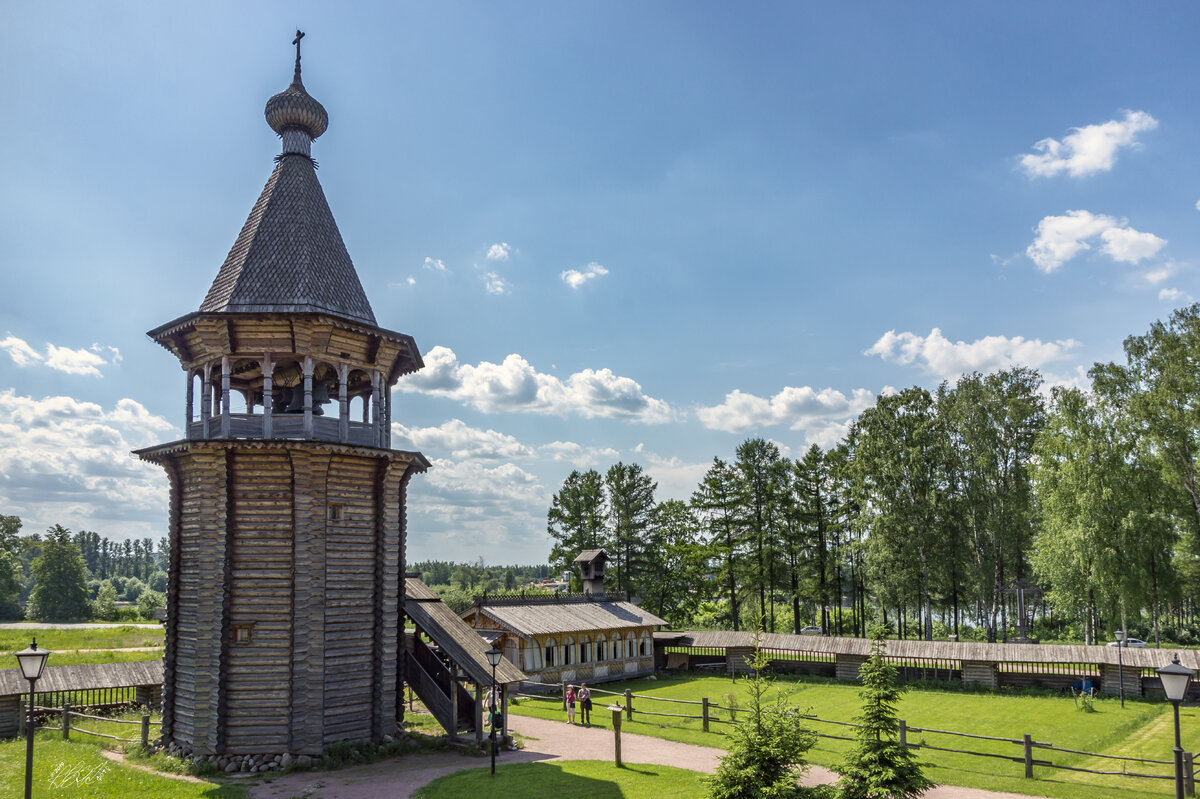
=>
[137,588,166,620]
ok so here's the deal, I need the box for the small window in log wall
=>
[233,625,254,644]
[328,503,344,522]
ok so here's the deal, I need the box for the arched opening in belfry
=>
[348,369,371,422]
[312,361,339,417]
[189,370,203,424]
[231,358,259,413]
[271,360,304,414]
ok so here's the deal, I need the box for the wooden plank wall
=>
[0,696,19,739]
[835,654,868,682]
[290,449,330,755]
[173,450,230,754]
[962,661,998,689]
[225,450,293,754]
[323,455,379,744]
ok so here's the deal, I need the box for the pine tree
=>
[838,630,933,799]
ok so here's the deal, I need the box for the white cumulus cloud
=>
[696,385,875,443]
[0,337,120,377]
[423,257,448,272]
[398,345,675,424]
[0,390,178,533]
[865,328,1079,379]
[392,418,532,461]
[1027,210,1165,272]
[486,242,512,261]
[1159,288,1192,303]
[561,262,609,289]
[1020,110,1157,178]
[483,272,508,295]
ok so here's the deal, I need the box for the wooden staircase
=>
[405,634,477,737]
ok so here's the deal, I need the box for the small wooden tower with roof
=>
[575,549,609,598]
[136,34,428,760]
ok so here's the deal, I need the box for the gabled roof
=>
[467,598,666,638]
[0,661,162,699]
[199,154,376,326]
[573,549,608,563]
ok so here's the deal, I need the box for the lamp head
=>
[485,647,502,668]
[1115,629,1127,643]
[1157,654,1194,702]
[15,639,51,682]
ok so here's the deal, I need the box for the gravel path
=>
[250,713,1046,799]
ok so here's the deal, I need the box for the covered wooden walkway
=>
[656,630,1200,698]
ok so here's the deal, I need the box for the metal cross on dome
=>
[292,30,305,78]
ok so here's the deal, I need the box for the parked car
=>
[1107,638,1147,647]
[799,625,823,636]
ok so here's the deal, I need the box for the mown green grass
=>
[0,625,164,654]
[413,760,709,798]
[0,731,244,799]
[508,673,1197,799]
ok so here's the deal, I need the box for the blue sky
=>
[2,2,1198,565]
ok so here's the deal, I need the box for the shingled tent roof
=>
[199,153,376,326]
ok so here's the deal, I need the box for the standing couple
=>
[564,682,592,725]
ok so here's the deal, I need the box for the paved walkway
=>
[251,714,1043,799]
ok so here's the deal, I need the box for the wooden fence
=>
[38,703,161,748]
[515,680,1198,794]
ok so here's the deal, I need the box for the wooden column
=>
[302,356,314,438]
[383,384,392,447]
[338,364,349,443]
[262,354,273,439]
[201,362,212,438]
[220,356,231,438]
[371,372,382,447]
[474,682,483,746]
[185,370,194,437]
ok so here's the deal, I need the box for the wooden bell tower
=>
[136,34,428,759]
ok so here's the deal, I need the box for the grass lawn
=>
[0,731,245,799]
[0,625,165,653]
[509,673,1197,799]
[1,625,165,668]
[413,760,709,798]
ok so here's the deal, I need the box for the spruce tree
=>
[838,630,933,799]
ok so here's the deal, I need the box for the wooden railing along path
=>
[514,680,1198,793]
[37,703,160,747]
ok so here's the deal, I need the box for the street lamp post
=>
[16,639,51,799]
[1157,653,1194,799]
[1115,629,1126,709]
[484,647,502,777]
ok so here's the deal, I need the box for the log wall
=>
[145,439,419,757]
[225,449,294,753]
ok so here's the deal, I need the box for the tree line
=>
[0,515,169,621]
[547,305,1200,645]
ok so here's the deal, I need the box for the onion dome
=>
[264,31,328,155]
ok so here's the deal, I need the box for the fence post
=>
[625,689,633,720]
[141,714,151,747]
[899,719,907,749]
[702,697,709,733]
[1183,751,1195,796]
[1023,733,1033,779]
[62,703,71,740]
